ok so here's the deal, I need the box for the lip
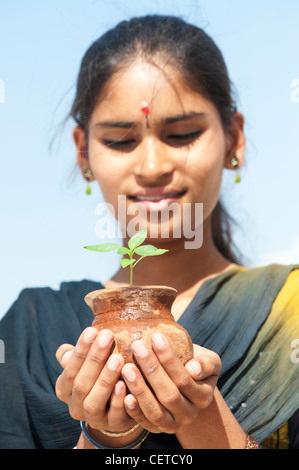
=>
[130,187,187,198]
[128,188,187,211]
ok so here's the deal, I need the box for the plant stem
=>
[129,251,134,287]
[130,263,133,287]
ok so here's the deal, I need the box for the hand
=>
[121,333,221,434]
[55,327,135,433]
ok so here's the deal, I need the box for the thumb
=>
[56,344,75,368]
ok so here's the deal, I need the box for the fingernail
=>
[83,327,97,343]
[122,365,137,382]
[132,341,148,359]
[61,350,73,364]
[115,381,124,395]
[189,361,202,377]
[125,394,136,410]
[152,332,166,350]
[107,354,120,371]
[98,330,113,348]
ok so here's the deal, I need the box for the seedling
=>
[84,228,168,287]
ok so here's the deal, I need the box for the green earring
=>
[83,167,92,195]
[231,155,241,183]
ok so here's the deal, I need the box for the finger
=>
[56,344,74,368]
[124,394,158,433]
[150,333,204,404]
[71,329,115,404]
[83,353,124,426]
[151,334,217,411]
[107,380,135,430]
[55,327,98,402]
[186,345,222,380]
[132,338,194,422]
[121,362,175,433]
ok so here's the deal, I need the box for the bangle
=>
[80,421,149,449]
[245,434,259,449]
[99,423,140,437]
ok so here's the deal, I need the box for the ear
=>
[224,112,246,169]
[73,126,95,180]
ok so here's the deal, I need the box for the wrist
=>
[175,389,246,449]
[79,421,149,449]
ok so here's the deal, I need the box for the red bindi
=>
[141,106,150,115]
[141,101,150,115]
[141,101,150,127]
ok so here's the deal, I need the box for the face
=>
[74,58,245,245]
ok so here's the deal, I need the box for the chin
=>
[143,216,185,244]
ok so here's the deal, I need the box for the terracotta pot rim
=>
[102,285,176,291]
[87,285,177,294]
[84,285,178,304]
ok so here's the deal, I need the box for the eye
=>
[102,138,137,151]
[166,130,203,147]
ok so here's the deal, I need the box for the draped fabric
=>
[0,280,98,449]
[0,264,298,448]
[178,264,299,444]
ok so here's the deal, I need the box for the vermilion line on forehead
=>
[95,112,206,128]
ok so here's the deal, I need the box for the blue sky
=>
[1,0,299,318]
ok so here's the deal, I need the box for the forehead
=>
[93,58,215,120]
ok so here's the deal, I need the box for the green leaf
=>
[117,247,130,255]
[128,228,147,250]
[84,243,121,252]
[135,246,169,259]
[121,258,136,268]
[134,245,158,256]
[151,249,169,256]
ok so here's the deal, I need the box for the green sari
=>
[178,263,299,447]
[0,263,298,448]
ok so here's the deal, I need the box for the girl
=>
[0,15,298,449]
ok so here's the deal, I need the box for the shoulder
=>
[229,263,299,294]
[213,263,299,334]
[232,262,299,280]
[274,267,299,301]
[1,279,104,336]
[240,263,299,307]
[14,278,103,305]
[270,267,299,329]
[240,264,299,355]
[12,279,102,315]
[209,263,299,307]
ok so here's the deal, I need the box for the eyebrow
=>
[95,112,206,129]
[163,112,206,125]
[95,121,137,129]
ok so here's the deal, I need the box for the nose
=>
[134,139,175,186]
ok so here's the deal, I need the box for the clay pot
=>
[84,286,193,365]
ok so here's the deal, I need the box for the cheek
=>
[88,140,122,194]
[187,151,224,191]
[93,167,121,204]
[185,141,225,213]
